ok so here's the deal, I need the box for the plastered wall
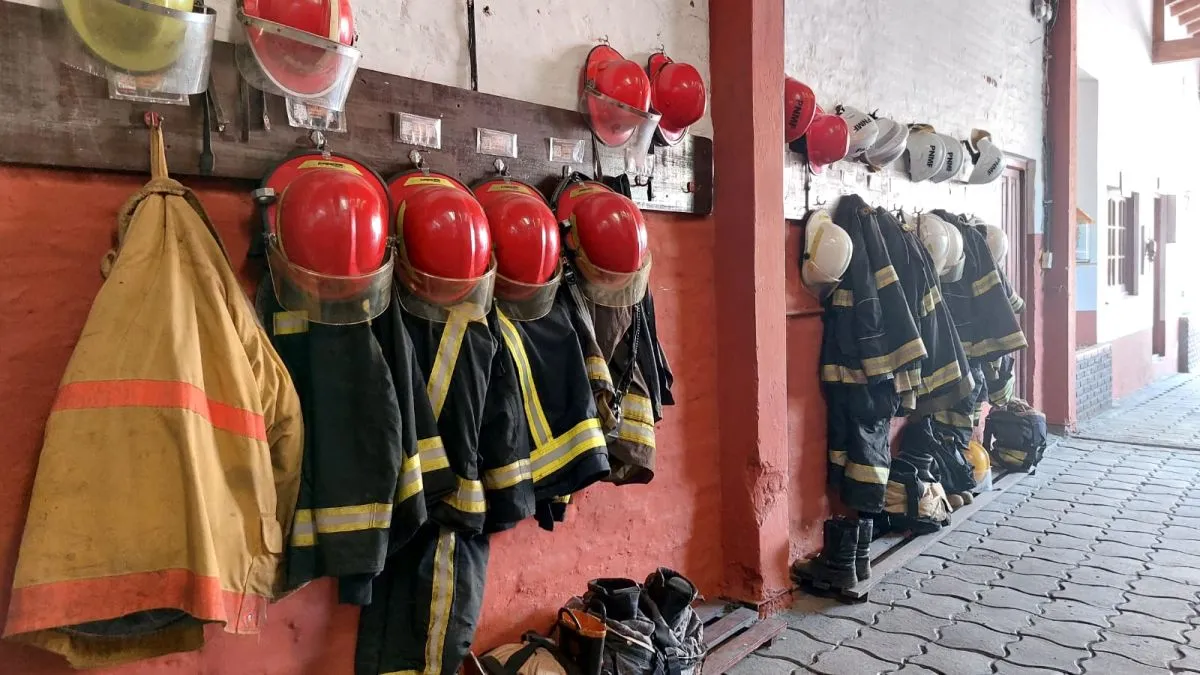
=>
[7,0,713,137]
[781,0,1049,559]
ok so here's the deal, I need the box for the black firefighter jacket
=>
[821,195,927,513]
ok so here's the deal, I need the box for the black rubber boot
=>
[809,518,859,590]
[855,518,873,582]
[585,578,641,621]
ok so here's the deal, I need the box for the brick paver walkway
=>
[735,376,1200,674]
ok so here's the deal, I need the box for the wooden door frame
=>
[1004,152,1038,400]
[1152,195,1168,357]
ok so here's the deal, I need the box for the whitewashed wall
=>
[9,0,712,136]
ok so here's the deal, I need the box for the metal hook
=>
[409,149,426,170]
[143,111,162,129]
[310,130,328,153]
[493,158,508,176]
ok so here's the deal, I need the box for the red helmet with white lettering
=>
[259,152,393,324]
[582,44,660,150]
[474,178,562,320]
[555,179,651,307]
[805,106,850,174]
[239,0,362,109]
[389,171,495,321]
[647,52,706,146]
[784,77,817,143]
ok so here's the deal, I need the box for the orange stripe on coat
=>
[4,569,268,635]
[53,379,267,441]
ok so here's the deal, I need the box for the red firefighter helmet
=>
[582,44,659,148]
[473,178,562,320]
[804,106,850,174]
[260,152,393,324]
[389,171,495,321]
[784,77,817,143]
[241,0,360,104]
[647,52,706,146]
[555,180,651,307]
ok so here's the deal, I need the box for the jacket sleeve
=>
[479,315,536,533]
[253,323,304,574]
[856,203,926,379]
[959,227,1027,362]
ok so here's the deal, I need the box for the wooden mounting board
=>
[0,3,712,215]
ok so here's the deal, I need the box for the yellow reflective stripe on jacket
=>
[417,436,449,473]
[919,361,963,395]
[621,393,655,425]
[533,418,608,481]
[290,502,393,547]
[821,364,868,384]
[861,337,927,377]
[972,270,1001,297]
[397,452,424,503]
[845,461,889,485]
[586,356,613,387]
[832,289,853,307]
[875,265,899,289]
[918,286,942,318]
[484,458,533,491]
[496,312,554,446]
[617,416,656,449]
[932,410,974,429]
[829,450,848,466]
[442,477,486,514]
[424,529,456,675]
[964,331,1028,359]
[426,316,469,420]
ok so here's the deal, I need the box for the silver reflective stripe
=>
[424,529,456,675]
[418,436,449,472]
[532,418,607,482]
[443,478,486,514]
[397,452,424,503]
[484,458,533,490]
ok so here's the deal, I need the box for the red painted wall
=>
[0,166,723,673]
[1076,311,1097,348]
[1109,328,1178,402]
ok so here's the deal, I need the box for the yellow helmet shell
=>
[963,440,991,485]
[63,0,193,74]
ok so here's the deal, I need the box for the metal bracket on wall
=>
[0,2,712,216]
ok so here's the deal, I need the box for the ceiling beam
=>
[1170,0,1200,16]
[1153,34,1200,62]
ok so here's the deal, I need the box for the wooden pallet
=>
[697,604,787,675]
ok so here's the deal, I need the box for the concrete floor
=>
[736,376,1200,674]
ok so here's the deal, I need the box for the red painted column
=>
[1042,0,1078,429]
[708,0,790,606]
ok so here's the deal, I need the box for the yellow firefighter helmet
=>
[964,440,992,485]
[62,0,193,74]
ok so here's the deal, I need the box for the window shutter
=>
[1126,192,1141,295]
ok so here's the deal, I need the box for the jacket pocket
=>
[261,516,283,554]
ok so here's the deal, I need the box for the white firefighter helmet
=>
[802,209,853,300]
[906,127,946,182]
[482,642,569,675]
[969,136,1005,184]
[941,217,966,282]
[864,117,909,170]
[981,221,1010,264]
[930,134,965,184]
[916,213,951,274]
[837,105,879,158]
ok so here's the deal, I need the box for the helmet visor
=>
[235,11,362,111]
[495,267,563,322]
[581,83,662,151]
[397,260,497,323]
[801,263,841,302]
[576,252,652,308]
[267,240,393,325]
[59,0,216,96]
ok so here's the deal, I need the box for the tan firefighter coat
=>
[3,127,303,669]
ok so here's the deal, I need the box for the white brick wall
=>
[783,0,1047,227]
[9,0,712,136]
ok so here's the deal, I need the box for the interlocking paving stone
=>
[813,600,892,625]
[1037,598,1118,627]
[1023,545,1089,565]
[1171,644,1200,673]
[908,642,996,675]
[903,555,947,575]
[1119,593,1197,621]
[1096,530,1160,548]
[1103,518,1162,534]
[1089,540,1152,561]
[1126,498,1178,513]
[840,628,925,665]
[1046,522,1102,540]
[1171,507,1200,519]
[870,607,950,641]
[1063,566,1129,588]
[785,614,864,644]
[886,666,939,674]
[1010,505,1067,521]
[1077,554,1147,575]
[934,621,1013,659]
[1018,616,1103,649]
[921,542,964,562]
[1091,632,1183,669]
[1073,493,1127,507]
[1146,547,1200,566]
[918,575,988,602]
[1007,557,1073,578]
[807,645,894,675]
[1037,533,1094,551]
[988,525,1044,544]
[977,587,1046,613]
[1074,504,1123,520]
[1056,511,1110,528]
[992,571,1060,596]
[726,654,797,675]
[1089,486,1137,499]
[1003,635,1086,674]
[1002,517,1057,535]
[955,519,994,537]
[973,538,1036,558]
[940,531,985,549]
[971,510,1010,525]
[955,548,1021,569]
[1112,510,1173,525]
[1127,575,1200,601]
[1141,563,1200,584]
[1049,581,1128,609]
[1080,652,1176,675]
[893,591,968,620]
[1152,537,1200,555]
[758,629,830,666]
[867,583,913,606]
[937,561,1001,585]
[1036,488,1085,503]
[1158,525,1200,541]
[992,663,1067,675]
[1107,609,1188,643]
